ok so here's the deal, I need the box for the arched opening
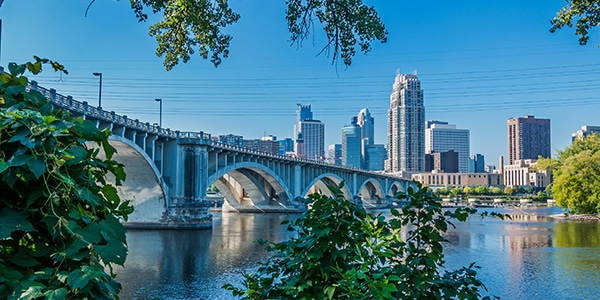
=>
[357,179,386,208]
[209,164,294,212]
[96,138,167,224]
[303,174,351,201]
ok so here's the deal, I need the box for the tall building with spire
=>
[357,108,374,146]
[294,104,325,160]
[386,73,425,173]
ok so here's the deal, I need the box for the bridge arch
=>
[387,180,406,199]
[357,178,386,208]
[302,173,351,201]
[209,162,294,211]
[105,136,168,225]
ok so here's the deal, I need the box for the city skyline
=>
[1,1,600,164]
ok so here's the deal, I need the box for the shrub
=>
[0,59,133,299]
[224,182,497,299]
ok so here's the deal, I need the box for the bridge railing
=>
[22,79,389,177]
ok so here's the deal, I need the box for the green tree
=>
[489,186,502,195]
[503,186,513,195]
[0,59,133,299]
[108,0,387,70]
[473,185,489,195]
[435,186,450,196]
[224,182,498,299]
[550,0,600,47]
[548,135,600,214]
[463,186,473,195]
[450,187,463,198]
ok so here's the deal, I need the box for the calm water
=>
[115,206,600,300]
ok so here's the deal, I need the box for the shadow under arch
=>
[302,173,351,201]
[209,161,296,212]
[388,180,407,199]
[357,178,387,208]
[100,136,168,224]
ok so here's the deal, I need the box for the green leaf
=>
[27,158,46,179]
[8,62,26,76]
[96,239,127,265]
[68,270,89,290]
[0,159,8,173]
[77,223,102,245]
[10,252,40,268]
[75,187,101,207]
[0,263,23,281]
[26,61,42,75]
[7,152,32,167]
[101,185,120,207]
[99,214,127,243]
[74,119,102,141]
[65,145,89,165]
[0,209,35,239]
[19,281,46,299]
[101,138,116,160]
[44,287,68,300]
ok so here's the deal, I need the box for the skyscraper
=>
[294,104,325,159]
[425,121,470,173]
[507,115,551,165]
[342,117,362,168]
[469,154,485,173]
[328,144,342,165]
[386,73,425,173]
[357,108,374,146]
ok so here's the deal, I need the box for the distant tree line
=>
[435,185,551,201]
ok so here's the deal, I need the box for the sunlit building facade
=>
[386,73,425,173]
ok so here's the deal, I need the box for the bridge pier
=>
[158,138,214,229]
[161,199,213,229]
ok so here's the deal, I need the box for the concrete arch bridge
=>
[29,81,412,228]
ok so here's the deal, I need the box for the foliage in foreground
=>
[538,134,600,214]
[0,59,133,299]
[224,182,498,299]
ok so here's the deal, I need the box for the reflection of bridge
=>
[29,81,411,228]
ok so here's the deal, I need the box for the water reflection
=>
[116,208,600,300]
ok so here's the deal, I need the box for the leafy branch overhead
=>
[128,0,387,70]
[550,0,600,46]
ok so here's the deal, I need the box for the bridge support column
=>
[162,141,212,229]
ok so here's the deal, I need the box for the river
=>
[115,206,600,300]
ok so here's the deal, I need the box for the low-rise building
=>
[412,172,502,187]
[572,125,600,142]
[503,159,551,188]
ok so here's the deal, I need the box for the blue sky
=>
[1,0,599,167]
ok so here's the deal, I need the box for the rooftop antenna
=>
[396,68,400,75]
[413,69,418,75]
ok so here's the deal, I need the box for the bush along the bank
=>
[0,59,133,299]
[224,182,502,299]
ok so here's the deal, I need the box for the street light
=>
[155,98,162,128]
[92,72,102,109]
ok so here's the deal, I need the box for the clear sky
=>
[1,0,600,167]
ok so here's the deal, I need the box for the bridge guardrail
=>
[22,79,393,177]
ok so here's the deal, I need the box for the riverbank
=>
[549,212,600,221]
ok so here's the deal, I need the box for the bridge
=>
[27,80,412,229]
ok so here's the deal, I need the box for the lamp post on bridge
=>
[92,72,102,109]
[155,98,162,128]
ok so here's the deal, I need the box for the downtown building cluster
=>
[214,71,598,190]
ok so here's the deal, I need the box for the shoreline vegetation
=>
[549,213,600,221]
